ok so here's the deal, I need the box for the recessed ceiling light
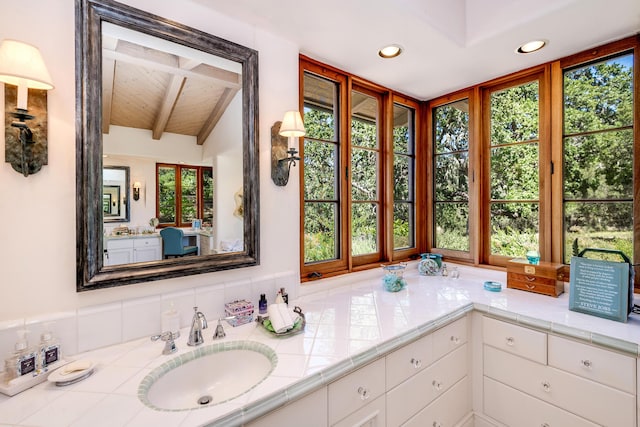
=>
[378,44,402,59]
[516,40,546,54]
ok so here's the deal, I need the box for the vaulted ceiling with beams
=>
[198,0,639,100]
[101,28,241,143]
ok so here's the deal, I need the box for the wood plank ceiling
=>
[101,34,241,145]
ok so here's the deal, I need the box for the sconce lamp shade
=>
[133,181,142,189]
[0,40,54,91]
[278,111,305,137]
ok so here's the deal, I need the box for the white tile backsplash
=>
[122,295,161,342]
[0,271,300,363]
[161,289,196,329]
[77,303,123,353]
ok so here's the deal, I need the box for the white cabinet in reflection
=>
[104,236,161,266]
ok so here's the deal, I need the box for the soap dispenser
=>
[38,327,61,372]
[4,330,37,382]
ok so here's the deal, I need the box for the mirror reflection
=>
[102,166,129,221]
[101,22,244,264]
[76,0,259,290]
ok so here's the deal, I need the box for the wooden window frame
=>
[300,56,422,281]
[156,163,212,228]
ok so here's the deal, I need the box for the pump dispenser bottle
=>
[38,328,60,372]
[4,331,37,382]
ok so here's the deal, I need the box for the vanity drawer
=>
[106,239,134,250]
[483,376,598,427]
[328,357,385,425]
[548,334,636,394]
[387,344,467,426]
[386,333,433,390]
[432,316,468,361]
[403,376,471,427]
[134,237,160,248]
[482,316,547,364]
[484,345,635,426]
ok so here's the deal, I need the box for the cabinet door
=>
[104,248,132,266]
[403,376,471,427]
[133,247,160,262]
[484,376,598,427]
[246,388,327,427]
[484,345,635,426]
[387,344,467,426]
[332,395,385,427]
[328,358,385,425]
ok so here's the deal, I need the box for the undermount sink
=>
[138,341,277,411]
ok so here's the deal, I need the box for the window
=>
[392,102,417,251]
[484,76,546,265]
[562,52,635,263]
[156,163,213,227]
[432,98,471,255]
[300,57,420,279]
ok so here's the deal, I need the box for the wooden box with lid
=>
[507,259,566,297]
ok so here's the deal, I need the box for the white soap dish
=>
[47,360,95,386]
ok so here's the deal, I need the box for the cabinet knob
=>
[433,422,443,427]
[541,423,550,427]
[410,358,422,369]
[580,359,592,369]
[505,336,515,346]
[432,380,443,391]
[357,386,370,400]
[542,381,551,392]
[450,335,460,344]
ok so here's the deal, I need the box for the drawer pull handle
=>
[433,423,443,427]
[450,335,460,344]
[581,359,592,368]
[410,358,422,369]
[525,284,536,290]
[432,380,443,391]
[542,381,551,392]
[541,424,550,427]
[505,337,515,346]
[357,386,370,400]
[525,276,536,282]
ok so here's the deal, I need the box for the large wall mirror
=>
[76,0,259,290]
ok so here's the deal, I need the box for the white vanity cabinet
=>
[386,316,471,427]
[481,316,637,427]
[104,236,161,266]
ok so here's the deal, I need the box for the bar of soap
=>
[61,360,92,375]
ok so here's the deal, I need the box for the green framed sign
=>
[569,256,630,323]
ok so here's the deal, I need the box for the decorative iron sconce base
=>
[271,121,300,186]
[4,85,48,176]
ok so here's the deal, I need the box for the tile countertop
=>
[1,263,639,427]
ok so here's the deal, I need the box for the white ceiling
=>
[198,0,640,100]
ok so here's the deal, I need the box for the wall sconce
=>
[133,181,142,201]
[271,111,305,186]
[0,40,54,177]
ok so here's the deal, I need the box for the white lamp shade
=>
[279,111,306,137]
[0,40,54,90]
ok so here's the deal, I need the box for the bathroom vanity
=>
[0,264,638,426]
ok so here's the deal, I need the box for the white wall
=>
[0,0,301,321]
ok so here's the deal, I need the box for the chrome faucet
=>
[187,306,208,346]
[151,331,178,355]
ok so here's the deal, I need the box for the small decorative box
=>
[224,300,254,327]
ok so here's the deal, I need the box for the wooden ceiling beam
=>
[102,56,116,134]
[152,75,186,140]
[197,87,237,145]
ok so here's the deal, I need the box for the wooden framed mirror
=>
[76,0,259,290]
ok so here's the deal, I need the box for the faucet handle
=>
[151,331,178,355]
[213,316,235,340]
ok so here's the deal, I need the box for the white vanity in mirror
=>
[104,228,216,266]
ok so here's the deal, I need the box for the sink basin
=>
[138,341,277,411]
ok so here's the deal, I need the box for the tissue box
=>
[224,299,254,327]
